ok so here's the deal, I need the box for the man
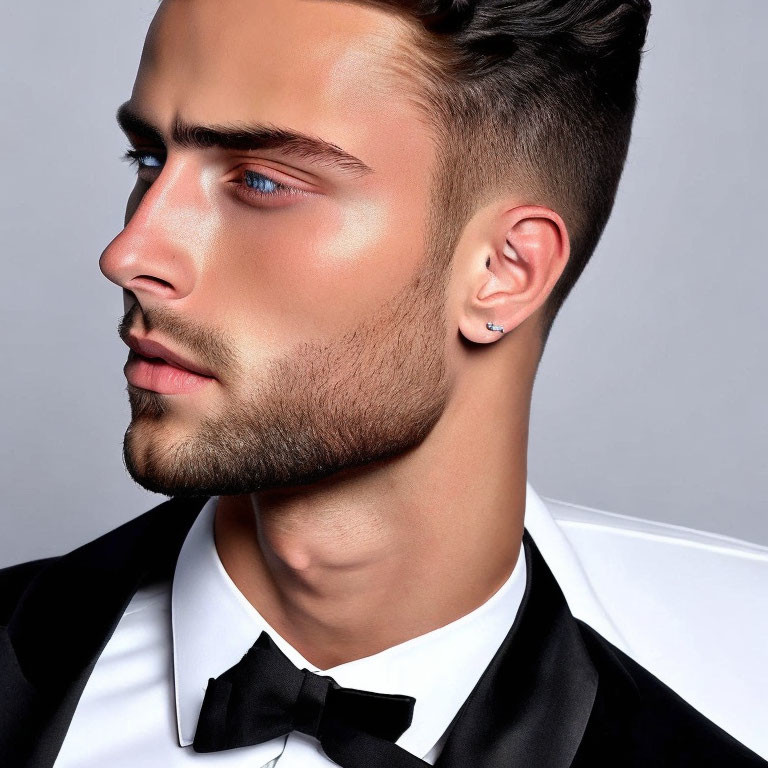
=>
[1,0,766,766]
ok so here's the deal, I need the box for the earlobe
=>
[459,237,533,344]
[456,205,569,345]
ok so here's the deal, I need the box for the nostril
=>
[137,275,173,288]
[124,275,176,296]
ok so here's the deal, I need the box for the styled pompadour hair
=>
[357,0,652,347]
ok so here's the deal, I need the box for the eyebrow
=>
[115,101,374,178]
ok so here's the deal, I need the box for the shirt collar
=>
[172,494,527,761]
[522,483,631,653]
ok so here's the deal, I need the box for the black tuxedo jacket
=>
[1,495,765,767]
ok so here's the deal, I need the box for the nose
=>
[99,158,205,302]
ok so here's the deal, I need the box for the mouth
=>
[124,350,217,395]
[123,334,217,395]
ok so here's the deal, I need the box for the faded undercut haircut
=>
[357,0,652,351]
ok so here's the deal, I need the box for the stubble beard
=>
[122,255,453,497]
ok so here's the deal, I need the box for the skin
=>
[100,0,570,669]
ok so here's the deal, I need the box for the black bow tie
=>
[192,630,429,767]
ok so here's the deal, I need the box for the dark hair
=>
[356,0,652,349]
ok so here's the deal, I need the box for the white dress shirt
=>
[45,482,768,763]
[53,494,528,767]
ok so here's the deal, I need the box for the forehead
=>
[132,0,432,166]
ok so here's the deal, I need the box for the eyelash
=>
[120,148,304,202]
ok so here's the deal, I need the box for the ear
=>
[456,204,570,344]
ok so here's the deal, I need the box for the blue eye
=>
[239,169,302,202]
[120,148,304,204]
[121,149,164,170]
[243,170,290,195]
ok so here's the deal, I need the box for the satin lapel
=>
[0,495,210,768]
[435,529,599,768]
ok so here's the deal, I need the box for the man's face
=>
[100,0,455,497]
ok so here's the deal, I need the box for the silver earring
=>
[486,322,504,333]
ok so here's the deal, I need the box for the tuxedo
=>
[53,494,530,766]
[1,491,765,767]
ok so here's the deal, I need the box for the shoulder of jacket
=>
[0,495,200,626]
[575,620,768,766]
[0,556,59,625]
[543,495,768,760]
[542,495,768,561]
[540,494,768,627]
[541,494,768,657]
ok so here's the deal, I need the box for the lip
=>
[124,334,216,379]
[124,351,215,394]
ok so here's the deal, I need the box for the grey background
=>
[1,1,765,568]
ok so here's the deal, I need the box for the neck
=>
[214,346,534,670]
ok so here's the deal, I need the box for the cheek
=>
[209,193,425,343]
